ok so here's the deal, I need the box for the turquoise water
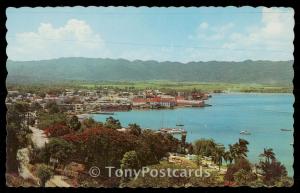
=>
[92,93,294,176]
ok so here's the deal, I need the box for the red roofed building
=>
[132,96,176,108]
[132,98,148,107]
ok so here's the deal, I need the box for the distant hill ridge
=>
[6,58,293,86]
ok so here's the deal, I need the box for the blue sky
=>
[6,7,294,62]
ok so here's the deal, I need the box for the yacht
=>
[240,130,251,135]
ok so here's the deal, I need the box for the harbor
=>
[92,93,294,176]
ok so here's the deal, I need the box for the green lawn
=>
[7,80,292,93]
[80,81,292,93]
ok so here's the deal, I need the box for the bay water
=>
[92,93,294,176]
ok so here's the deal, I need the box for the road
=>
[17,126,71,187]
[46,175,71,187]
[29,126,49,148]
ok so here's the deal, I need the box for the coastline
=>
[90,94,294,176]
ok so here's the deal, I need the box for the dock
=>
[158,128,187,134]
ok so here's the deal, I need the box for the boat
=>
[240,130,251,135]
[99,112,115,115]
[280,128,292,131]
[159,128,186,134]
[176,124,184,127]
[91,111,115,115]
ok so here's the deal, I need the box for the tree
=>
[227,145,237,164]
[224,158,252,182]
[62,127,139,175]
[37,112,67,130]
[237,138,249,156]
[193,139,216,157]
[259,148,276,164]
[128,123,142,136]
[14,102,30,115]
[139,131,179,165]
[43,138,75,165]
[44,123,71,137]
[223,151,233,165]
[45,101,60,113]
[30,102,42,112]
[212,146,225,171]
[259,160,287,185]
[82,117,102,128]
[104,116,122,130]
[233,169,257,186]
[68,115,81,131]
[229,139,249,163]
[6,103,31,172]
[258,148,287,185]
[121,151,140,170]
[36,164,53,187]
[37,92,46,98]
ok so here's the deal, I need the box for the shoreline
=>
[89,94,293,176]
[216,91,293,95]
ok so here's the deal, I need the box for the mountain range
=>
[6,58,293,86]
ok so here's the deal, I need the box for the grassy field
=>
[7,80,292,93]
[80,81,292,93]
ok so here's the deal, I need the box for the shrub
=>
[44,123,71,137]
[224,158,252,182]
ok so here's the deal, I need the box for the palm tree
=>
[238,138,249,156]
[212,146,225,171]
[259,148,276,164]
[228,144,237,163]
[235,139,249,161]
[223,151,233,165]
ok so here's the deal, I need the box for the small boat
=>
[176,124,184,127]
[240,130,251,135]
[159,128,186,134]
[91,112,115,115]
[281,128,292,131]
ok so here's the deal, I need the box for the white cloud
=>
[199,22,208,30]
[188,8,294,61]
[195,22,235,41]
[7,19,109,60]
[221,8,294,60]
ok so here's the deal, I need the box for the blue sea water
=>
[92,93,294,176]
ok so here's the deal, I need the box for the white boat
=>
[159,128,186,134]
[281,128,292,131]
[240,130,251,135]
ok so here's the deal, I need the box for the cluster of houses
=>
[6,88,211,114]
[132,89,210,109]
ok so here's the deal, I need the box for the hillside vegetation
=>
[6,58,293,86]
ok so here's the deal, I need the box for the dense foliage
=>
[6,102,32,172]
[7,58,293,86]
[6,100,293,187]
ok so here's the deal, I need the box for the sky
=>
[6,7,294,62]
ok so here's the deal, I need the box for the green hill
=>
[6,58,293,86]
